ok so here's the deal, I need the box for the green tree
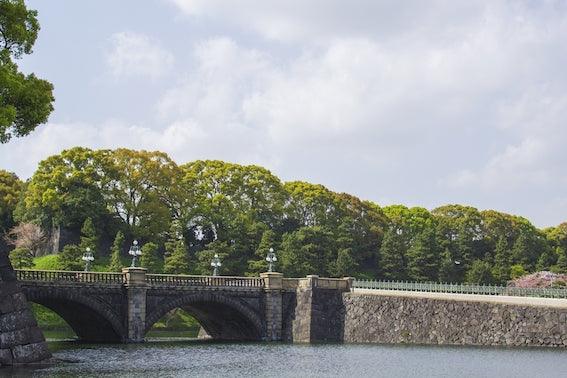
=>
[439,247,459,282]
[279,226,335,277]
[536,247,557,271]
[555,247,567,274]
[407,227,439,281]
[79,217,98,254]
[433,204,483,278]
[58,244,83,271]
[510,264,527,279]
[195,240,231,275]
[248,229,277,275]
[492,236,511,284]
[140,242,161,273]
[466,260,495,284]
[378,228,406,280]
[9,246,33,268]
[0,0,54,143]
[163,238,189,274]
[163,224,189,274]
[108,231,124,272]
[15,147,110,230]
[511,226,548,270]
[0,169,22,236]
[329,247,358,277]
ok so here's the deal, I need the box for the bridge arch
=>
[24,288,126,342]
[145,292,264,341]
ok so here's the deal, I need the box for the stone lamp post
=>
[82,247,94,272]
[129,240,142,267]
[266,247,277,272]
[211,253,222,276]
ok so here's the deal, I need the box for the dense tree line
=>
[2,147,567,283]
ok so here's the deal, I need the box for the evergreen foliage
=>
[140,242,161,273]
[466,260,495,284]
[379,228,407,280]
[492,236,511,284]
[9,246,33,268]
[3,148,567,282]
[108,231,124,272]
[58,244,83,271]
[164,234,189,275]
[407,227,439,281]
[248,229,277,275]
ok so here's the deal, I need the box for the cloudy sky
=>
[2,0,567,227]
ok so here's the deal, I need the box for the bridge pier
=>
[123,267,147,343]
[261,272,283,341]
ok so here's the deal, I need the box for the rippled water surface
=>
[7,339,567,377]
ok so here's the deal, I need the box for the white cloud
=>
[169,0,486,44]
[105,31,174,78]
[3,1,567,227]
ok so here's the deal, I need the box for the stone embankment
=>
[343,290,567,347]
[0,255,50,366]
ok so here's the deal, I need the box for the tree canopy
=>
[5,147,566,281]
[0,0,54,143]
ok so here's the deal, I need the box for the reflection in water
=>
[5,337,567,377]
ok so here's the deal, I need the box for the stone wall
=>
[0,254,50,365]
[288,276,349,343]
[343,292,567,347]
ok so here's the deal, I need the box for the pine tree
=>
[536,247,556,271]
[439,247,458,283]
[140,242,162,273]
[378,228,407,280]
[330,247,358,277]
[248,229,277,275]
[164,237,189,274]
[492,236,511,284]
[108,231,125,272]
[407,228,439,282]
[466,260,495,284]
[58,244,83,271]
[79,217,98,254]
[196,241,231,275]
[512,232,530,268]
[555,247,567,274]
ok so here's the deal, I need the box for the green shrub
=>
[33,254,63,270]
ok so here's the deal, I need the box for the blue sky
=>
[2,0,567,227]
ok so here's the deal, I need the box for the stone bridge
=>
[16,269,351,343]
[13,269,567,348]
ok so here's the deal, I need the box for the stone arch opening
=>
[24,290,125,342]
[145,293,264,341]
[30,303,77,339]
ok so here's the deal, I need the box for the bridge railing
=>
[353,279,567,298]
[15,269,125,284]
[146,274,265,288]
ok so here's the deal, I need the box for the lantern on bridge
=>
[211,254,222,276]
[266,247,277,272]
[129,240,142,268]
[82,247,94,272]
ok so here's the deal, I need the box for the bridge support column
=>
[261,272,283,341]
[291,275,351,343]
[123,267,147,343]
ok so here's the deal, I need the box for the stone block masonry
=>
[342,291,567,347]
[0,254,50,366]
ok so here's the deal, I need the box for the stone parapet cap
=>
[260,272,283,290]
[122,267,148,286]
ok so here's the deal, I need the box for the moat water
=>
[6,336,567,377]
